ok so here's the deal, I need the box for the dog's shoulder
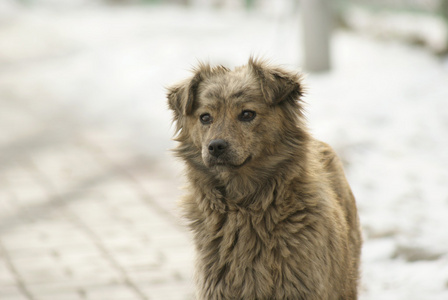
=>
[313,140,337,166]
[313,139,360,238]
[312,140,346,184]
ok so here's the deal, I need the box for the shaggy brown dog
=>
[167,58,362,300]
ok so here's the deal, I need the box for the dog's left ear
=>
[167,63,231,125]
[249,58,303,105]
[167,70,203,121]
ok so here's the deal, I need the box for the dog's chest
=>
[196,208,307,298]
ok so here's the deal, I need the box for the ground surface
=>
[0,3,448,300]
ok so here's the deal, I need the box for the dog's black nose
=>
[208,139,228,157]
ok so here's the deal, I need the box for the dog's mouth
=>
[210,155,252,169]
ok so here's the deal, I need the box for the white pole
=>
[301,0,332,72]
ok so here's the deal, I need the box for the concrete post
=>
[300,0,332,72]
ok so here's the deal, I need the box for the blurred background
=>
[0,0,447,299]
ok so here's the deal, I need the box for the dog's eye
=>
[239,110,256,122]
[200,113,213,124]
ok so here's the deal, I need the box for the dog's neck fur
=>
[183,129,311,214]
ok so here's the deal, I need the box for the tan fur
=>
[167,58,362,300]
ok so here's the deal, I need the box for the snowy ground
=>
[1,2,447,299]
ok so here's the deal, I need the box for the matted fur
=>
[167,58,362,300]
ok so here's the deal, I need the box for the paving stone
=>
[0,7,196,300]
[0,258,16,286]
[83,284,139,300]
[140,282,195,300]
[0,285,29,300]
[34,292,85,300]
[126,268,176,285]
[0,188,19,219]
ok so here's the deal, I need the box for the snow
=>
[0,2,447,299]
[342,6,448,53]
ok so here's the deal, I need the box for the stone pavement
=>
[0,4,206,300]
[0,113,195,300]
[0,5,197,297]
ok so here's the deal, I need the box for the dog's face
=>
[168,58,304,173]
[194,72,270,169]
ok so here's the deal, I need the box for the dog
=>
[167,58,362,300]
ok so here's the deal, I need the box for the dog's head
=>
[167,58,306,174]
